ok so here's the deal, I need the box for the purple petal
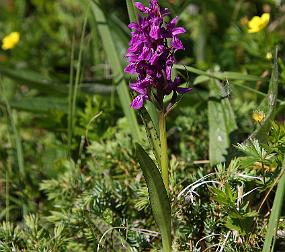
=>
[128,22,139,30]
[129,82,147,95]
[140,76,150,85]
[156,72,162,79]
[128,41,143,53]
[168,17,178,29]
[130,95,145,109]
[173,77,192,93]
[175,87,192,94]
[172,27,186,36]
[150,25,160,40]
[129,76,152,93]
[165,56,175,79]
[161,8,169,17]
[173,76,182,85]
[138,47,153,61]
[150,0,158,8]
[166,57,175,80]
[166,65,172,80]
[126,52,138,63]
[149,53,160,65]
[134,2,146,12]
[172,36,184,50]
[149,45,164,65]
[139,17,149,29]
[124,63,136,74]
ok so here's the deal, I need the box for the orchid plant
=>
[125,0,191,251]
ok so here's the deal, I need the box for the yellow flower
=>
[266,52,272,60]
[248,13,270,33]
[252,110,265,123]
[2,32,20,50]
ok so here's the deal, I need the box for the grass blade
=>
[174,64,264,82]
[262,158,285,252]
[0,82,25,179]
[250,47,279,143]
[0,65,66,95]
[90,0,141,143]
[68,36,76,153]
[126,0,138,23]
[136,144,171,252]
[9,97,68,113]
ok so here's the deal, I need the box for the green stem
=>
[159,111,169,192]
[159,112,171,251]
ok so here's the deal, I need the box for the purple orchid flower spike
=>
[124,0,191,111]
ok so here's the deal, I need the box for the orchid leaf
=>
[135,144,171,252]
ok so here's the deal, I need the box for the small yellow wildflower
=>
[2,32,20,50]
[252,110,265,123]
[248,13,270,33]
[266,52,272,60]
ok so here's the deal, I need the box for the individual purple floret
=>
[124,0,192,110]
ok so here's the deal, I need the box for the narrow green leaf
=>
[68,36,76,155]
[135,144,171,252]
[125,0,138,23]
[223,71,264,82]
[208,79,237,166]
[174,64,265,82]
[262,158,285,252]
[145,102,159,133]
[1,83,25,179]
[0,65,66,95]
[193,75,210,85]
[0,65,116,96]
[9,97,68,113]
[90,0,141,142]
[250,47,279,143]
[68,13,88,155]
